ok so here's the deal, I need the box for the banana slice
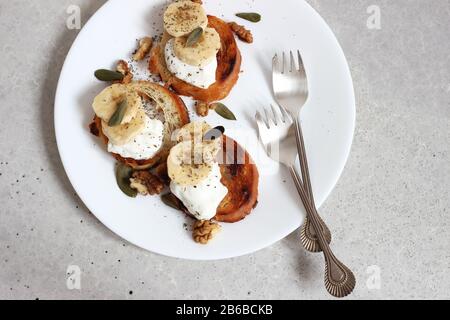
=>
[175,121,221,162]
[101,109,147,146]
[167,140,213,186]
[175,121,212,142]
[163,1,208,37]
[173,28,221,66]
[92,84,142,124]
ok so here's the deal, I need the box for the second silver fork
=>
[256,104,356,298]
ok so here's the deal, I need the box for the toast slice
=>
[89,81,190,170]
[149,15,242,103]
[175,136,259,223]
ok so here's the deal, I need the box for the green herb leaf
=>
[211,103,237,121]
[236,12,261,23]
[204,126,225,141]
[161,193,182,210]
[108,99,128,127]
[186,27,203,47]
[115,163,137,198]
[94,69,124,81]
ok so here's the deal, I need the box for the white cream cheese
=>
[164,38,217,89]
[170,163,228,220]
[108,115,164,160]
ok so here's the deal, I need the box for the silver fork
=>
[256,104,355,298]
[273,51,331,252]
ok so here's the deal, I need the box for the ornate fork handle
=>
[289,166,356,298]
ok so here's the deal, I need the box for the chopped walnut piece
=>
[129,171,164,196]
[133,37,153,61]
[116,60,133,84]
[195,101,209,117]
[116,60,129,74]
[191,0,203,4]
[228,22,253,43]
[193,220,221,245]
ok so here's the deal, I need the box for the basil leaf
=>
[204,126,225,141]
[115,163,137,198]
[94,69,124,81]
[161,193,182,210]
[108,99,128,127]
[212,103,237,121]
[236,12,261,23]
[186,27,204,47]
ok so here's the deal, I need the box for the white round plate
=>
[55,0,355,260]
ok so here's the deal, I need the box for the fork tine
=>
[270,104,280,125]
[289,51,295,72]
[297,50,305,73]
[282,52,286,74]
[272,54,279,74]
[256,108,270,129]
[277,104,291,122]
[263,107,272,128]
[255,110,264,129]
[256,110,270,130]
[276,103,286,122]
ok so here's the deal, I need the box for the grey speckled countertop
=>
[0,0,449,300]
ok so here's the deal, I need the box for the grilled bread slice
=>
[216,136,259,222]
[89,81,190,170]
[173,136,259,223]
[149,15,242,103]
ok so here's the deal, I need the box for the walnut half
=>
[193,220,221,245]
[133,37,153,61]
[116,60,133,84]
[130,171,164,196]
[195,101,209,117]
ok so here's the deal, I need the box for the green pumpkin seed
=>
[204,126,225,141]
[236,12,261,23]
[115,163,137,198]
[94,69,124,81]
[211,103,237,121]
[161,193,181,210]
[108,99,128,127]
[186,27,203,47]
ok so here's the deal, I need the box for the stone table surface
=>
[0,0,449,300]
